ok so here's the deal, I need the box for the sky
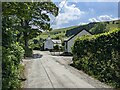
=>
[50,0,119,29]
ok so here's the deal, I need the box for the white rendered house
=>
[44,37,62,50]
[64,29,92,53]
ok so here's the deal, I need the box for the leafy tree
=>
[90,22,107,34]
[2,2,58,56]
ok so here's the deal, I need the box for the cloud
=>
[88,15,118,22]
[51,1,85,29]
[98,15,115,21]
[89,18,99,22]
[72,0,80,3]
[78,22,88,25]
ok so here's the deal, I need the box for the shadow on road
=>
[32,53,43,59]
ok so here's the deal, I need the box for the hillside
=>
[39,20,119,40]
[67,20,120,36]
[39,25,79,40]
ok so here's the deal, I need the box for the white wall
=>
[44,40,54,50]
[64,41,68,52]
[67,30,92,53]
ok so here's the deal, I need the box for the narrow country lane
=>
[23,50,110,88]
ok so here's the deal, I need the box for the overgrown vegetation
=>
[2,2,58,89]
[72,28,120,88]
[2,43,24,89]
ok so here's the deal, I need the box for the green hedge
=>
[72,29,120,88]
[2,43,24,89]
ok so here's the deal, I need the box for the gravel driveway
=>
[23,50,111,88]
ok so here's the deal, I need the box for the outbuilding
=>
[44,37,62,50]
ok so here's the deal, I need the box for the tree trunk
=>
[24,32,28,49]
[23,31,31,57]
[21,19,32,57]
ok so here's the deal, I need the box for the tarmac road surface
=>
[23,51,111,88]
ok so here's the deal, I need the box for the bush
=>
[72,28,120,88]
[2,43,24,89]
[29,38,43,50]
[54,45,59,50]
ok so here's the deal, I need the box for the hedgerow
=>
[2,43,24,89]
[72,28,120,88]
